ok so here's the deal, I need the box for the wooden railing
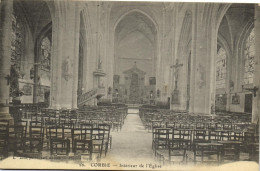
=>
[78,88,98,106]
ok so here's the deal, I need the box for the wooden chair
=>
[92,128,105,161]
[50,138,70,159]
[21,122,44,158]
[0,120,9,159]
[220,123,233,141]
[72,127,83,152]
[81,123,93,140]
[209,130,221,142]
[178,128,193,150]
[69,109,78,127]
[49,126,70,159]
[74,139,93,161]
[153,128,170,163]
[111,115,122,132]
[218,141,242,162]
[193,142,223,164]
[248,142,259,162]
[98,124,111,156]
[193,129,209,143]
[167,139,188,165]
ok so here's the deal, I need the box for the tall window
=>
[40,36,51,71]
[216,47,227,89]
[11,12,25,71]
[243,28,255,85]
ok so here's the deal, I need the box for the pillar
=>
[252,4,260,123]
[0,0,13,121]
[189,4,216,114]
[49,1,80,109]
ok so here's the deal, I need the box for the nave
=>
[105,110,155,165]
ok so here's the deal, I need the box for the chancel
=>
[0,1,259,170]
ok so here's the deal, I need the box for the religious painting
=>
[149,77,156,85]
[129,73,140,103]
[232,93,240,104]
[22,84,32,96]
[215,94,227,112]
[40,36,51,71]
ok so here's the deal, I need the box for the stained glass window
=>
[11,12,25,71]
[40,37,51,71]
[216,47,227,89]
[243,28,255,85]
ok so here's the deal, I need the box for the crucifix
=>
[170,59,183,90]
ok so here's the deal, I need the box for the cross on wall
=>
[170,59,183,90]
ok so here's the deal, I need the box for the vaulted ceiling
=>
[14,0,52,38]
[115,12,156,46]
[218,3,255,52]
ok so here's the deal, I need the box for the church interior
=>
[0,0,259,169]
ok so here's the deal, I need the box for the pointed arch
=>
[113,9,158,33]
[178,10,192,54]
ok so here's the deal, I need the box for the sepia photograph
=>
[0,0,259,170]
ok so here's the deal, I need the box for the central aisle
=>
[105,110,157,165]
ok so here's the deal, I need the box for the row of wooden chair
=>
[14,106,127,132]
[152,127,255,165]
[1,119,112,162]
[139,108,252,129]
[139,108,258,165]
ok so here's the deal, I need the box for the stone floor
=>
[103,111,157,164]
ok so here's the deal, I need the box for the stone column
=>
[209,22,217,114]
[252,4,260,123]
[0,0,13,121]
[49,1,80,109]
[189,4,216,114]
